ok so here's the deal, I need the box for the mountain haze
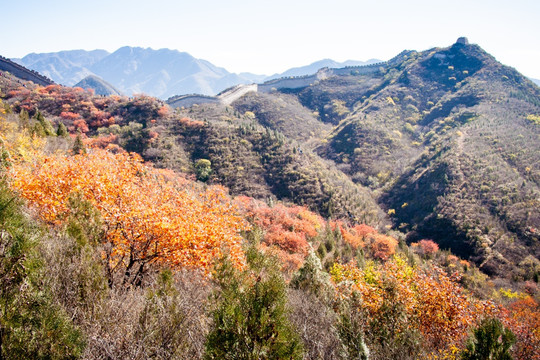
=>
[14,49,109,85]
[14,48,383,99]
[14,47,263,98]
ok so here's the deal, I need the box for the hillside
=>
[9,38,537,279]
[306,39,540,278]
[1,51,539,359]
[166,38,539,279]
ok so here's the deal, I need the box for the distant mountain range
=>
[13,47,261,99]
[13,48,380,99]
[14,49,109,86]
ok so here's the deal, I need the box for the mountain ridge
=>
[3,39,539,279]
[14,48,384,99]
[165,38,539,279]
[14,47,261,98]
[267,58,382,79]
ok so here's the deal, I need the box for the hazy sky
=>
[3,0,539,78]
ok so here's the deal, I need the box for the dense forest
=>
[0,38,539,359]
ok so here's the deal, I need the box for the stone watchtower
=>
[456,37,469,45]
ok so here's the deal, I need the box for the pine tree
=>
[34,110,56,136]
[461,318,515,360]
[72,133,86,155]
[18,109,29,129]
[57,122,68,137]
[336,292,370,360]
[290,249,333,301]
[195,159,212,182]
[205,247,303,360]
[0,180,84,359]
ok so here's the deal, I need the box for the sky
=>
[2,0,540,79]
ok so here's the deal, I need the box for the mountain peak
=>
[74,74,122,96]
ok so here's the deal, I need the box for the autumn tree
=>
[411,239,439,258]
[330,256,497,358]
[236,197,324,273]
[9,149,248,286]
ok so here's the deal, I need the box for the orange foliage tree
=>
[503,296,540,359]
[368,233,399,261]
[235,196,324,273]
[332,221,398,260]
[411,239,440,257]
[9,149,248,285]
[332,221,377,249]
[331,257,497,359]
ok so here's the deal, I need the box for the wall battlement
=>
[166,94,221,108]
[0,56,55,86]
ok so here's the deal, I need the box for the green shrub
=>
[195,159,212,182]
[205,247,303,360]
[0,180,84,359]
[461,318,515,360]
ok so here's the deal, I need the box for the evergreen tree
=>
[205,247,303,360]
[461,318,515,360]
[18,109,29,129]
[57,122,68,137]
[195,159,212,182]
[72,133,86,155]
[34,110,56,136]
[336,292,370,360]
[0,180,84,359]
[290,249,333,301]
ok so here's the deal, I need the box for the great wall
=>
[0,56,54,86]
[167,50,412,109]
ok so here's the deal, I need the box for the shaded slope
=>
[307,40,540,277]
[150,103,388,227]
[232,91,332,144]
[236,39,539,277]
